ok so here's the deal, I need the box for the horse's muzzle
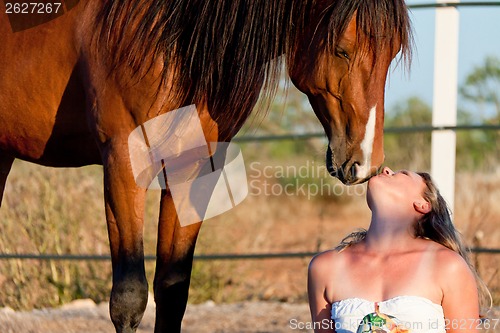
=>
[326,146,374,185]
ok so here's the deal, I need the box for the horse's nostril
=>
[343,163,357,185]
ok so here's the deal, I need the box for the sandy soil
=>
[1,297,499,333]
[0,296,312,333]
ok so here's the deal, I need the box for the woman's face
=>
[367,167,428,211]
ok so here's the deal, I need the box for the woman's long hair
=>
[336,172,492,313]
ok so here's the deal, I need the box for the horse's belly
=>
[0,1,101,167]
[32,133,102,167]
[0,60,102,167]
[0,107,102,167]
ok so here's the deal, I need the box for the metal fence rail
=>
[0,247,498,262]
[233,124,500,142]
[408,1,500,10]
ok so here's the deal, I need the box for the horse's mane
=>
[95,0,412,140]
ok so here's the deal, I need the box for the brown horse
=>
[0,0,411,332]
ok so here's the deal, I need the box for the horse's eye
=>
[336,48,350,60]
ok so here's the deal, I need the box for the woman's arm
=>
[308,253,335,333]
[440,251,480,333]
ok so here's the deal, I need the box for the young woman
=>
[308,167,489,333]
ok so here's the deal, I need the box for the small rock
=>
[202,300,216,307]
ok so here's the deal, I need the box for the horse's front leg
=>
[153,189,202,333]
[102,146,149,333]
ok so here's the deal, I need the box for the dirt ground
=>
[1,296,499,333]
[0,296,312,333]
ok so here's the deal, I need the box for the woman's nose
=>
[382,167,394,175]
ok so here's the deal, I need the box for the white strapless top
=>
[331,295,446,333]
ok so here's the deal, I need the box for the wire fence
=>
[408,1,500,10]
[0,247,499,262]
[233,124,500,142]
[1,123,499,262]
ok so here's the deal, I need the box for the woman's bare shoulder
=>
[430,242,472,275]
[308,248,345,275]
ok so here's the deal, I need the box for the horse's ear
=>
[413,200,431,215]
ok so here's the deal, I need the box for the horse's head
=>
[288,0,411,185]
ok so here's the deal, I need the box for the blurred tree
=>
[459,56,500,123]
[240,71,325,159]
[383,96,497,172]
[384,96,432,171]
[243,77,322,135]
[459,55,500,171]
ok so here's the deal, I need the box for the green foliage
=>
[458,55,500,171]
[384,97,432,171]
[460,56,500,122]
[386,96,433,127]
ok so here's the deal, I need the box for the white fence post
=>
[431,0,460,214]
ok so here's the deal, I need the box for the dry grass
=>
[0,155,498,312]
